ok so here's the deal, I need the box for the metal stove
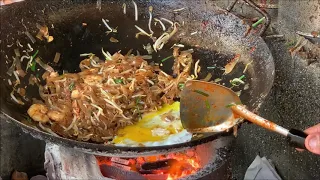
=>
[44,137,233,180]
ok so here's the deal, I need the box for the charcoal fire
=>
[96,149,201,180]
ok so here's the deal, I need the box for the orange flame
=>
[166,154,200,180]
[96,150,201,180]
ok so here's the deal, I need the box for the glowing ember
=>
[96,150,201,180]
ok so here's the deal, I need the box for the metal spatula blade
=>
[180,80,242,133]
[180,80,308,149]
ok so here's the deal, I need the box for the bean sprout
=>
[90,58,101,67]
[102,19,117,33]
[10,91,24,105]
[104,98,123,113]
[243,61,253,73]
[153,22,178,52]
[132,94,147,98]
[90,116,97,126]
[135,25,151,37]
[129,79,136,91]
[148,6,154,35]
[91,103,105,116]
[122,3,126,14]
[39,122,59,137]
[16,40,23,47]
[20,55,31,62]
[154,18,166,31]
[171,43,185,48]
[190,31,198,35]
[135,25,152,38]
[27,43,33,52]
[80,53,94,57]
[92,112,101,122]
[132,0,138,21]
[160,18,174,27]
[13,71,20,84]
[146,79,154,85]
[173,7,186,12]
[102,48,112,60]
[181,49,194,54]
[64,116,78,131]
[194,60,200,79]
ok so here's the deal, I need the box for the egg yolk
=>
[113,102,181,144]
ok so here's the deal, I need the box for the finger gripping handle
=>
[287,129,308,149]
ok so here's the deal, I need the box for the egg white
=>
[112,102,192,146]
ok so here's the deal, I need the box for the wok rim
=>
[1,110,233,156]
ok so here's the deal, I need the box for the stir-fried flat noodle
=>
[27,48,194,142]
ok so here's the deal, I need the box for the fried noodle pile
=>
[27,48,195,142]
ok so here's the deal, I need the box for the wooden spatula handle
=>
[231,105,289,136]
[231,105,307,149]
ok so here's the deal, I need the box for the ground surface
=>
[231,39,320,180]
[0,117,45,180]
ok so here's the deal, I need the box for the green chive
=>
[30,50,39,72]
[160,55,173,62]
[226,102,242,108]
[252,17,265,28]
[136,97,141,104]
[32,50,39,59]
[205,100,210,109]
[30,62,36,72]
[207,66,216,69]
[226,103,235,108]
[114,78,123,84]
[239,75,245,80]
[231,75,246,86]
[193,90,209,97]
[178,82,185,90]
[69,82,75,91]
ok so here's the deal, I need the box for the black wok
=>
[0,0,274,157]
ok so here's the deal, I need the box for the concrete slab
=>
[231,38,320,180]
[0,117,45,179]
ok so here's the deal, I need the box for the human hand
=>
[0,0,24,6]
[305,123,320,155]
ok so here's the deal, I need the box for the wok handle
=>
[230,105,306,149]
[231,105,289,136]
[287,129,308,149]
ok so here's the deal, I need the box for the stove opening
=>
[96,149,201,180]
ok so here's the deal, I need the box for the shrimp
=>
[27,104,49,123]
[47,110,66,122]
